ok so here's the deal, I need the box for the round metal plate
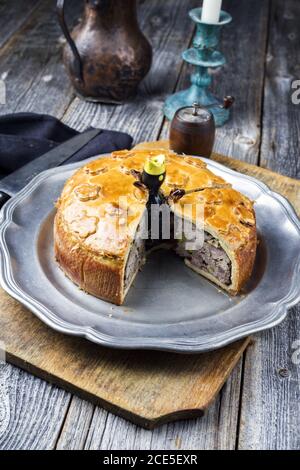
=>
[0,155,300,353]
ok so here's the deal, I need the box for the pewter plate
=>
[0,155,300,353]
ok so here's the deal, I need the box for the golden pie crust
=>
[54,149,257,304]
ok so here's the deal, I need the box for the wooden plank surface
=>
[0,0,81,117]
[136,140,300,217]
[1,143,299,442]
[0,0,299,450]
[56,2,255,449]
[83,361,243,450]
[161,0,271,164]
[124,0,272,451]
[260,0,300,176]
[0,364,70,450]
[0,0,78,450]
[62,0,200,139]
[0,0,241,448]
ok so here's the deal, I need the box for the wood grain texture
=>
[0,0,41,49]
[0,364,71,450]
[0,0,209,448]
[0,144,299,440]
[238,0,300,450]
[161,0,271,165]
[211,154,300,218]
[52,0,260,445]
[136,140,300,218]
[59,140,300,446]
[62,0,200,141]
[0,0,298,450]
[82,358,243,450]
[56,397,94,450]
[238,310,300,450]
[54,0,259,447]
[0,0,82,117]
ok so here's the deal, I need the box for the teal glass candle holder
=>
[164,8,232,127]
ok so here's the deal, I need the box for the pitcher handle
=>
[56,0,83,84]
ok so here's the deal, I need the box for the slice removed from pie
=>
[54,149,257,305]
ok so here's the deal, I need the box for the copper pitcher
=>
[57,0,152,103]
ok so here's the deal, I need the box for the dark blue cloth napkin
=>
[0,113,133,177]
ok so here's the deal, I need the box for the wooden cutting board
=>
[0,141,299,430]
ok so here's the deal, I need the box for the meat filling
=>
[176,232,232,285]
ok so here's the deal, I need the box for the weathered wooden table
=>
[0,0,299,450]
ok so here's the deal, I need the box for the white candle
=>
[201,0,222,24]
